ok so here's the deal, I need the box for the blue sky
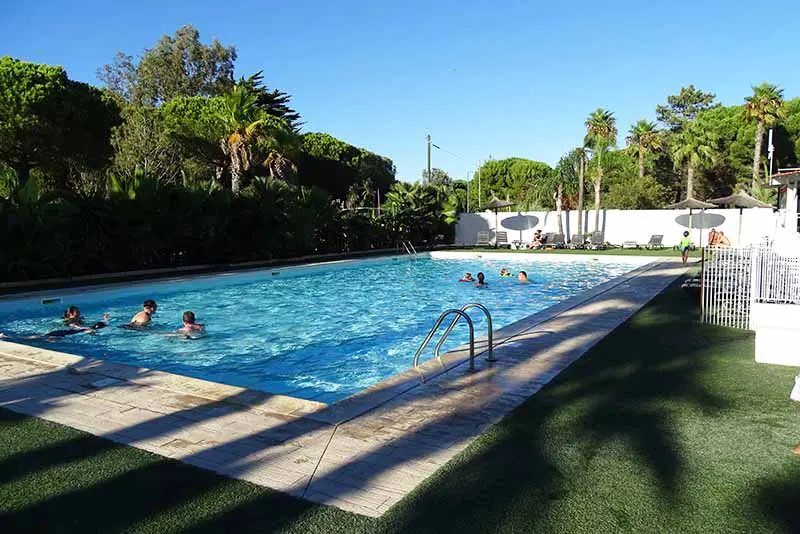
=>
[3,0,799,182]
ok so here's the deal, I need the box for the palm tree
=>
[671,125,716,198]
[584,108,617,232]
[744,83,785,189]
[570,146,588,236]
[626,120,662,179]
[218,85,295,194]
[535,155,579,235]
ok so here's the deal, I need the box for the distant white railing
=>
[702,238,800,330]
[751,244,800,305]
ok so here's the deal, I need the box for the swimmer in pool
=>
[500,267,514,278]
[62,306,109,328]
[63,305,84,326]
[518,270,530,283]
[128,299,157,327]
[178,311,205,334]
[1,314,108,341]
[459,272,475,282]
[475,272,487,287]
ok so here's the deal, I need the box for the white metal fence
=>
[751,245,800,305]
[702,240,800,330]
[701,246,754,329]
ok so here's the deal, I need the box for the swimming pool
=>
[0,255,640,403]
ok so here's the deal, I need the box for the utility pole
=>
[426,134,432,184]
[466,171,470,213]
[478,160,482,209]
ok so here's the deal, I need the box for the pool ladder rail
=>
[413,303,495,373]
[401,240,418,258]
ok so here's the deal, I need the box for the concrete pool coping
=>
[0,254,688,517]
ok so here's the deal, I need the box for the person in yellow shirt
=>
[679,231,692,264]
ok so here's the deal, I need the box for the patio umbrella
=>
[502,213,539,243]
[708,191,771,243]
[482,197,515,247]
[666,196,716,247]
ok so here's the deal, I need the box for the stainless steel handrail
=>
[401,240,418,257]
[413,309,475,371]
[433,303,495,362]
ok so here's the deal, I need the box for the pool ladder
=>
[401,240,418,258]
[413,303,495,372]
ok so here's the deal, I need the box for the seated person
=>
[707,228,719,246]
[518,270,529,283]
[129,299,157,327]
[717,231,731,247]
[499,267,514,278]
[530,230,544,249]
[475,272,487,287]
[459,272,475,282]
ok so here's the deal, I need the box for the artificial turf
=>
[1,276,799,533]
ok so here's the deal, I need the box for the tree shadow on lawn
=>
[370,280,743,533]
[753,461,800,534]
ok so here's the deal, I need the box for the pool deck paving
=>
[0,258,687,517]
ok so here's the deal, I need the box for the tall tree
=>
[656,85,719,132]
[0,57,120,187]
[422,167,452,187]
[111,104,183,184]
[584,108,617,232]
[99,25,237,106]
[217,84,294,194]
[626,120,662,179]
[571,146,588,236]
[671,124,716,198]
[239,72,302,132]
[534,155,576,235]
[744,82,785,189]
[468,158,553,211]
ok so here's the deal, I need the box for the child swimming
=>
[179,311,205,334]
[459,272,475,282]
[500,267,514,278]
[475,272,487,287]
[1,306,108,340]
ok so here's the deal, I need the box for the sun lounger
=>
[644,235,664,249]
[476,231,491,247]
[588,232,606,250]
[622,241,639,249]
[567,234,585,249]
[495,231,510,248]
[545,233,566,249]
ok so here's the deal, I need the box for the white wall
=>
[456,208,778,247]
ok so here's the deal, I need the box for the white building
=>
[772,168,800,236]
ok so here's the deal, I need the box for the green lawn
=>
[449,246,702,257]
[1,276,799,533]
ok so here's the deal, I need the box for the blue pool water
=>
[0,257,637,403]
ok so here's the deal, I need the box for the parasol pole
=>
[738,207,744,243]
[495,209,499,248]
